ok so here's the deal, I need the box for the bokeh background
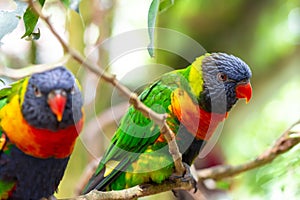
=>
[1,0,300,199]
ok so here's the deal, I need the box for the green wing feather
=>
[84,72,185,192]
[0,180,15,200]
[0,86,11,110]
[0,79,25,103]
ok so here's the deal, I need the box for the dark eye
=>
[217,72,227,82]
[33,85,42,97]
[70,85,75,95]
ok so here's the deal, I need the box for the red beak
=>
[235,82,252,103]
[47,89,67,122]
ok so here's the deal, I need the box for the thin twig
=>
[0,55,69,79]
[27,0,185,175]
[67,180,193,200]
[197,120,300,180]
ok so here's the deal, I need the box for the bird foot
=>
[169,162,198,195]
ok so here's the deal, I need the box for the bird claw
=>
[169,162,198,194]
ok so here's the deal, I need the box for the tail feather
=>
[82,157,131,194]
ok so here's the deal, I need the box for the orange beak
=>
[47,89,67,122]
[235,81,252,103]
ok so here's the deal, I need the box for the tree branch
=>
[197,120,300,180]
[67,180,193,200]
[27,0,185,175]
[0,55,69,79]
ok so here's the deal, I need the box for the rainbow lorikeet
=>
[83,53,252,193]
[0,67,84,200]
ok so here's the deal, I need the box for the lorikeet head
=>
[197,53,252,113]
[21,67,83,131]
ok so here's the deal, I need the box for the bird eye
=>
[33,85,42,97]
[70,85,75,95]
[217,72,227,82]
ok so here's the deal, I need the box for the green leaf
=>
[147,0,160,57]
[147,0,174,57]
[0,1,27,43]
[21,0,46,39]
[159,0,174,12]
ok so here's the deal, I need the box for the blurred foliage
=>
[0,1,26,41]
[1,0,300,199]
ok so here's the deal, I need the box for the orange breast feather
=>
[0,95,83,158]
[169,88,226,141]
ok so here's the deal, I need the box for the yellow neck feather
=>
[20,78,29,105]
[188,54,210,97]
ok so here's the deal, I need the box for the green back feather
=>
[0,180,15,199]
[0,79,26,105]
